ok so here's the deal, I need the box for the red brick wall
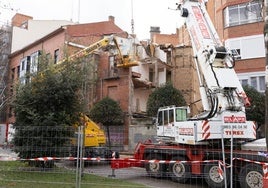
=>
[11,13,33,27]
[235,58,265,73]
[95,53,131,147]
[177,25,191,46]
[207,0,225,43]
[223,22,264,39]
[95,53,130,113]
[173,46,202,116]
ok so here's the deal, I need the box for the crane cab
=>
[155,106,189,142]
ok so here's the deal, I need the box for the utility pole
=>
[264,0,268,148]
[131,0,134,34]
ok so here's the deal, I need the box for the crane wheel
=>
[204,163,229,188]
[145,154,165,178]
[169,156,190,183]
[239,163,263,188]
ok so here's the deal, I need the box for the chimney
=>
[150,26,160,41]
[108,16,115,23]
[11,13,33,28]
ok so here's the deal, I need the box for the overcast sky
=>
[0,0,184,40]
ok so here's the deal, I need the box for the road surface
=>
[0,148,208,187]
[83,162,208,188]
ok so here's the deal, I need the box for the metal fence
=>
[0,124,240,188]
[0,125,135,188]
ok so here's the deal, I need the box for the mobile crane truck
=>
[110,1,268,187]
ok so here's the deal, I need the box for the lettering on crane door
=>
[178,128,194,136]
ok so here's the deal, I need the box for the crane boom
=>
[59,36,138,68]
[110,2,268,187]
[63,37,110,63]
[155,0,256,144]
[178,0,250,114]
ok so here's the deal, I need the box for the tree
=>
[12,59,85,165]
[243,85,265,138]
[88,97,124,149]
[146,83,187,117]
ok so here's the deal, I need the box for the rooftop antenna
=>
[71,0,80,23]
[131,0,134,34]
[77,0,80,23]
[70,0,73,21]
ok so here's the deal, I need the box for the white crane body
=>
[156,0,256,145]
[110,2,268,187]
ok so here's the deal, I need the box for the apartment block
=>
[6,12,177,150]
[11,13,74,53]
[172,0,265,117]
[8,14,134,148]
[207,0,265,92]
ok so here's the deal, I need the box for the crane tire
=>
[239,163,263,188]
[145,153,165,178]
[169,156,191,183]
[204,163,229,188]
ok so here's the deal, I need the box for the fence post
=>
[75,126,83,188]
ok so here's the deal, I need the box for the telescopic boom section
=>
[151,0,256,144]
[178,0,250,115]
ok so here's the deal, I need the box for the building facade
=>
[207,0,265,92]
[8,14,136,149]
[7,13,176,151]
[171,0,265,118]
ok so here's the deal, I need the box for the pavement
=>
[0,147,18,161]
[0,147,207,188]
